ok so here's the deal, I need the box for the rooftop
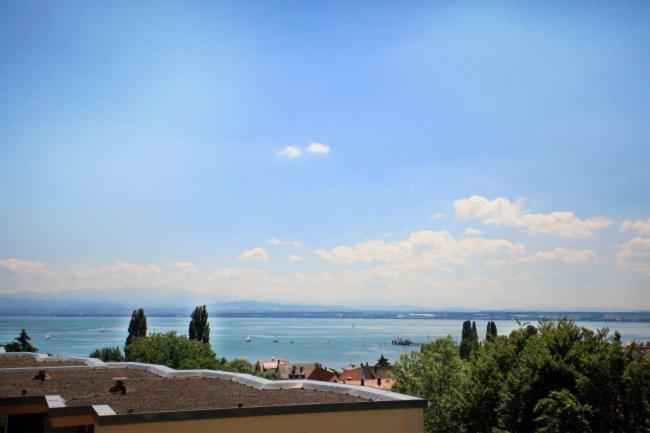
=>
[0,353,425,427]
[0,356,84,368]
[0,368,364,414]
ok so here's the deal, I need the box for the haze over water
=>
[2,317,649,369]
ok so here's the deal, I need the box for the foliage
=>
[377,354,390,366]
[126,331,218,369]
[189,305,210,344]
[394,319,650,433]
[221,357,255,374]
[486,320,498,341]
[4,329,38,352]
[460,320,479,360]
[89,346,124,362]
[534,389,592,433]
[125,308,147,350]
[393,337,466,433]
[218,357,278,379]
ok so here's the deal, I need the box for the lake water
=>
[1,316,649,369]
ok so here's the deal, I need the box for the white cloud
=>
[463,227,482,236]
[522,247,598,264]
[277,146,301,158]
[0,258,50,275]
[0,254,645,308]
[306,142,330,154]
[290,241,303,248]
[289,254,303,262]
[314,230,525,267]
[238,247,269,261]
[267,238,283,245]
[172,261,199,274]
[617,237,650,276]
[454,195,612,238]
[620,219,650,235]
[430,213,446,221]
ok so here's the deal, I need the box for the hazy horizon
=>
[1,1,650,309]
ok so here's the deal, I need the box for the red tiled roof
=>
[339,366,393,382]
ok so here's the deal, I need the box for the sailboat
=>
[44,333,51,340]
[245,335,252,342]
[101,326,106,333]
[272,336,279,343]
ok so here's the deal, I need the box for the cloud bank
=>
[454,195,611,238]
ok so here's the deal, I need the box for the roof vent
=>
[108,377,132,395]
[32,370,51,382]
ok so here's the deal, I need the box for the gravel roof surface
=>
[0,357,85,368]
[0,368,367,414]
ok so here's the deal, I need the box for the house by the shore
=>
[255,358,289,373]
[339,364,395,390]
[277,362,338,382]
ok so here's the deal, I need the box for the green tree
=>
[460,320,479,360]
[393,337,466,433]
[89,346,124,362]
[486,321,498,341]
[126,331,218,369]
[621,342,650,432]
[4,329,38,352]
[534,389,592,433]
[376,354,390,367]
[125,308,147,350]
[224,358,256,374]
[395,319,649,433]
[463,336,515,433]
[189,305,210,344]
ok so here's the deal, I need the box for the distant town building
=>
[277,362,338,382]
[256,358,288,373]
[339,362,395,390]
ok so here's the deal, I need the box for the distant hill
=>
[0,295,648,322]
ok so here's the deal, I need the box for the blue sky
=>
[1,1,649,308]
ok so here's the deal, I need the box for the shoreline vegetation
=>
[92,306,279,379]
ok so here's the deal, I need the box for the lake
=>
[1,316,649,369]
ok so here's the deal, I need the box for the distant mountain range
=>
[0,295,649,322]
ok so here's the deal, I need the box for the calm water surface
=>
[1,317,648,369]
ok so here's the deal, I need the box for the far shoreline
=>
[1,311,650,322]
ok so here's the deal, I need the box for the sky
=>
[1,1,649,309]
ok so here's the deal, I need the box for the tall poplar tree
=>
[460,320,474,359]
[125,308,147,349]
[486,321,498,341]
[189,305,211,344]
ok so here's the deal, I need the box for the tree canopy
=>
[486,320,498,341]
[125,308,147,350]
[377,354,391,367]
[393,319,650,433]
[459,320,479,360]
[126,331,218,370]
[189,305,210,344]
[4,329,38,352]
[89,346,124,362]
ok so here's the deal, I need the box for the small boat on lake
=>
[245,335,252,342]
[272,336,279,343]
[44,333,51,340]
